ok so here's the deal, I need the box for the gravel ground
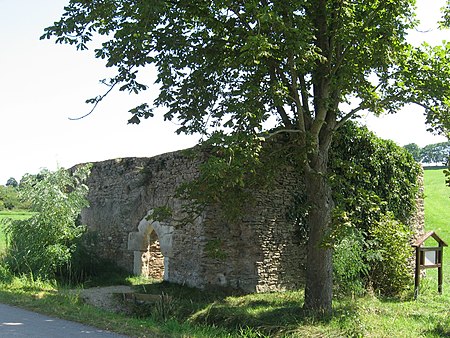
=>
[74,286,135,312]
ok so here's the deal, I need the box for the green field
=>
[423,169,450,295]
[0,210,34,221]
[424,169,450,235]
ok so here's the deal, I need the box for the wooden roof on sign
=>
[412,231,448,247]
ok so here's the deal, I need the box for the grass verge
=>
[0,277,448,337]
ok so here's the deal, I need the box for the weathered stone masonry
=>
[81,149,305,293]
[80,148,425,293]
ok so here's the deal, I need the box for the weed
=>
[152,292,175,321]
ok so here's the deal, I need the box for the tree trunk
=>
[303,156,334,315]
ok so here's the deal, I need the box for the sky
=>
[0,0,449,185]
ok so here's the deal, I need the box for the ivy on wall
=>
[176,122,421,296]
[330,122,421,228]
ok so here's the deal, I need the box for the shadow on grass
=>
[129,281,360,337]
[0,279,363,337]
[424,320,450,338]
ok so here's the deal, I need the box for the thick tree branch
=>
[287,51,307,134]
[336,106,367,129]
[336,89,411,129]
[311,0,331,141]
[264,128,304,139]
[299,74,312,129]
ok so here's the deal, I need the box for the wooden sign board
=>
[412,231,447,299]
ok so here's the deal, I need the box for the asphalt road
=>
[0,303,129,337]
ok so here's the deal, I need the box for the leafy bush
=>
[2,165,90,279]
[58,230,131,286]
[330,122,421,226]
[0,185,20,210]
[333,228,368,297]
[0,263,13,284]
[365,214,414,296]
[329,123,420,297]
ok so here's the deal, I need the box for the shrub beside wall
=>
[329,123,421,296]
[2,166,90,279]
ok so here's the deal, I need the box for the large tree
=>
[42,0,450,313]
[403,141,450,164]
[403,143,421,162]
[421,141,450,164]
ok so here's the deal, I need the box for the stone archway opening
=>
[128,210,174,281]
[141,229,164,280]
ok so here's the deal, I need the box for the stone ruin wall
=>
[81,148,305,293]
[411,170,426,240]
[80,148,425,293]
[141,232,164,280]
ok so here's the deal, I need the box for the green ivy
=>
[177,122,420,297]
[330,122,421,228]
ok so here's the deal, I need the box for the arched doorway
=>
[141,229,164,279]
[128,210,174,280]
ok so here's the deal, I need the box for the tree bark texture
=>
[303,155,334,314]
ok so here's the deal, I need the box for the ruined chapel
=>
[79,147,424,293]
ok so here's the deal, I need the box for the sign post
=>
[412,231,448,299]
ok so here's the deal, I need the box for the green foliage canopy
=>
[421,141,450,164]
[403,141,450,164]
[41,1,449,139]
[403,143,422,162]
[5,178,18,188]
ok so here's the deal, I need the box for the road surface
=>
[0,303,129,337]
